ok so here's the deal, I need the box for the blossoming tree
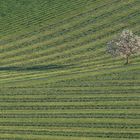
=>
[107,29,140,64]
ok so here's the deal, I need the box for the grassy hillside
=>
[0,0,140,139]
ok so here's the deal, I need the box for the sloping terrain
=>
[0,0,140,139]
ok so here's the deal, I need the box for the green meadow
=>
[0,0,140,139]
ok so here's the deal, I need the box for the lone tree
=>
[107,29,140,64]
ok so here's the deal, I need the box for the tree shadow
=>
[0,64,72,71]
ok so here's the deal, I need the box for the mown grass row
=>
[0,96,139,103]
[0,129,139,139]
[0,113,139,119]
[0,122,139,129]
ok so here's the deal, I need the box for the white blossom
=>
[107,29,140,64]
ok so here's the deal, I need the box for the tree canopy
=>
[107,29,140,64]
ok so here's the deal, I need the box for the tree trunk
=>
[125,56,129,65]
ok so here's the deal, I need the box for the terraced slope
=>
[0,0,140,139]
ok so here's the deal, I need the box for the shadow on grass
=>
[0,64,72,71]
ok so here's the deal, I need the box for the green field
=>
[0,0,140,139]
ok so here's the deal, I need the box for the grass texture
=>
[0,0,140,139]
